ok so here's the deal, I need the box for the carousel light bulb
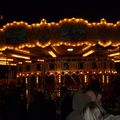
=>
[84,75,87,83]
[36,76,39,84]
[58,75,61,83]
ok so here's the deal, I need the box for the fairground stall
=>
[0,18,120,96]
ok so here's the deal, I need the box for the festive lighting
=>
[108,52,120,57]
[93,71,96,74]
[22,74,25,76]
[102,75,105,84]
[98,41,112,47]
[0,61,9,65]
[25,60,32,63]
[82,45,92,52]
[17,75,19,78]
[67,48,74,51]
[26,74,29,76]
[106,76,109,83]
[18,62,23,64]
[50,72,53,75]
[9,63,16,66]
[37,59,45,62]
[83,50,95,57]
[113,60,120,62]
[0,57,13,61]
[84,75,87,83]
[48,51,57,57]
[100,18,107,24]
[15,49,30,54]
[11,54,30,59]
[0,18,120,49]
[58,75,61,84]
[80,71,83,74]
[65,71,68,74]
[0,18,119,87]
[86,71,89,74]
[36,76,39,84]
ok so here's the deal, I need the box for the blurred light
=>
[48,51,56,57]
[67,48,74,51]
[83,50,94,57]
[11,54,30,59]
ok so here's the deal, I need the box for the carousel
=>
[0,17,120,96]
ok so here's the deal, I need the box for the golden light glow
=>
[48,51,57,57]
[15,49,30,54]
[100,18,107,24]
[17,75,19,78]
[98,41,112,47]
[93,71,96,74]
[67,48,74,51]
[82,45,92,51]
[84,75,87,83]
[108,52,120,57]
[1,18,120,51]
[83,50,95,57]
[37,59,45,62]
[0,57,13,61]
[36,76,39,84]
[9,63,16,66]
[50,72,53,75]
[113,60,120,62]
[37,72,40,75]
[0,61,9,65]
[18,62,23,64]
[80,71,83,74]
[11,54,30,59]
[65,71,68,74]
[25,60,32,63]
[102,75,105,84]
[58,75,61,83]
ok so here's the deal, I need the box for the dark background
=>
[0,0,120,24]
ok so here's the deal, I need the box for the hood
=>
[72,92,91,112]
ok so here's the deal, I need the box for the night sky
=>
[0,0,120,25]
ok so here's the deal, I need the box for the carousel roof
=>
[0,18,120,65]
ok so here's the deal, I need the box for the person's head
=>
[82,102,104,120]
[83,84,102,104]
[72,92,91,112]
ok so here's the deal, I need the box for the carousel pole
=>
[26,75,30,110]
[42,57,46,90]
[5,49,9,88]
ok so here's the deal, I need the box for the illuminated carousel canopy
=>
[0,18,120,65]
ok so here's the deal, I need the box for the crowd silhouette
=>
[0,75,120,120]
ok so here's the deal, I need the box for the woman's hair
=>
[82,102,104,120]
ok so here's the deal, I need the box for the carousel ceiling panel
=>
[22,46,50,57]
[51,44,91,56]
[0,44,119,63]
